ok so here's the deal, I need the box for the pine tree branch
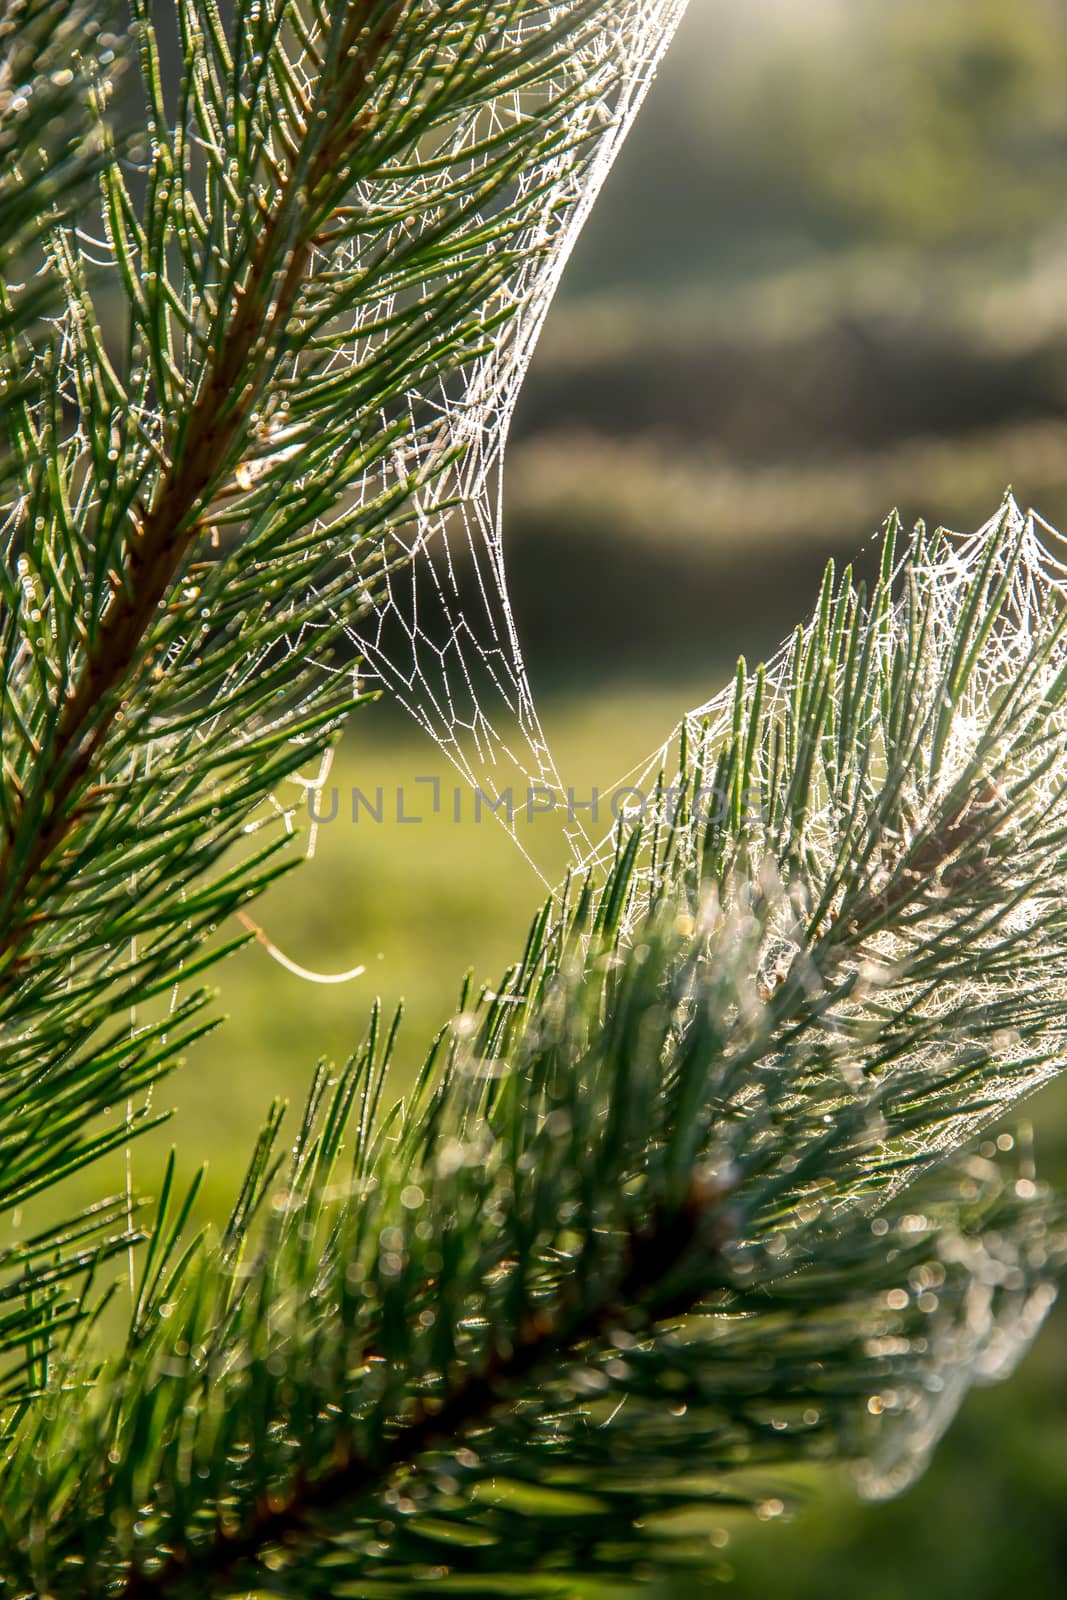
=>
[0,0,627,1123]
[120,1176,730,1598]
[0,0,405,973]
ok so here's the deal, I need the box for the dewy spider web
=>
[575,500,1067,1145]
[332,0,692,883]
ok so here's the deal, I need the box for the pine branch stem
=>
[117,1179,728,1598]
[0,0,404,974]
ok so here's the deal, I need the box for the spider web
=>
[325,0,692,882]
[575,501,1067,1146]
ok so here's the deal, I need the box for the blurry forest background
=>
[100,2,1067,1595]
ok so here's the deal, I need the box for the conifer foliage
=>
[0,3,1065,1595]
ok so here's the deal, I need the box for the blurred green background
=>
[103,2,1067,1594]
